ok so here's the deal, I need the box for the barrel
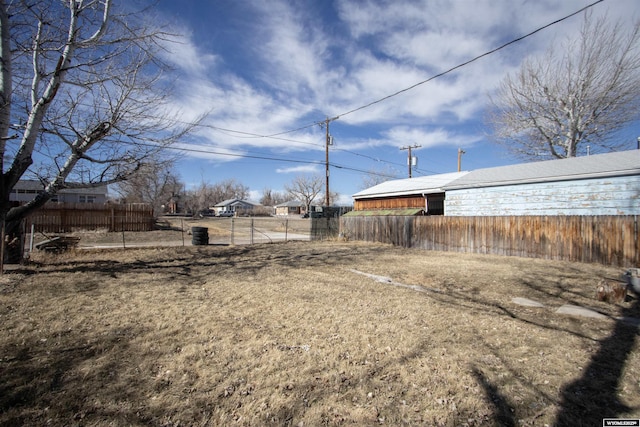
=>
[191,226,209,246]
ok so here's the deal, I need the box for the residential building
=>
[9,180,108,204]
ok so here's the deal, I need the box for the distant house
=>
[349,150,640,216]
[212,199,260,216]
[9,180,108,204]
[275,200,307,216]
[166,194,181,214]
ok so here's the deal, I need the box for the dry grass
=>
[1,241,639,426]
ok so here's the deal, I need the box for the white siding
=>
[445,175,640,216]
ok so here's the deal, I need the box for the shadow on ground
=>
[554,297,639,425]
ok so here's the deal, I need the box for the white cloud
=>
[276,165,320,174]
[159,32,219,76]
[383,126,483,149]
[160,0,640,163]
[173,142,246,163]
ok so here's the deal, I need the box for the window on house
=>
[79,195,96,203]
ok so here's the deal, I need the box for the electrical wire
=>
[333,0,605,120]
[22,0,607,186]
[122,140,400,180]
[178,0,606,172]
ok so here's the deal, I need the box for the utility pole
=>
[457,148,466,172]
[322,116,339,206]
[400,144,421,178]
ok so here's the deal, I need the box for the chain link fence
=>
[21,216,340,254]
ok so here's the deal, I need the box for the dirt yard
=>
[1,241,638,426]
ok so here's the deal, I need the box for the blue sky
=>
[152,0,639,204]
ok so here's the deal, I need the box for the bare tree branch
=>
[284,175,323,212]
[488,12,640,160]
[0,0,201,226]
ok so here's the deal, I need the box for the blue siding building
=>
[444,150,639,216]
[352,150,640,216]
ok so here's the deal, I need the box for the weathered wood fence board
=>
[27,203,154,233]
[340,215,639,267]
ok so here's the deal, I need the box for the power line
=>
[333,0,605,119]
[198,121,411,170]
[29,0,607,187]
[119,140,399,179]
[199,123,325,149]
[188,0,605,175]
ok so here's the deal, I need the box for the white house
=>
[212,199,260,216]
[9,180,109,204]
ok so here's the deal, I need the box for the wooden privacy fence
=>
[340,215,639,267]
[27,203,154,233]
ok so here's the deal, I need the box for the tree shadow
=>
[554,297,639,425]
[470,365,516,427]
[512,269,640,423]
[13,243,392,284]
[0,326,152,426]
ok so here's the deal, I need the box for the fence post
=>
[285,219,288,242]
[250,218,254,244]
[121,216,126,248]
[181,219,185,247]
[0,219,5,274]
[29,223,35,252]
[231,218,235,245]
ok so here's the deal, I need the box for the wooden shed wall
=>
[445,175,640,216]
[354,195,425,210]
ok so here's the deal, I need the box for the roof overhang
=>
[343,208,425,217]
[352,171,469,200]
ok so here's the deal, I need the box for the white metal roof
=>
[353,150,640,199]
[215,198,259,207]
[352,171,469,199]
[445,150,640,190]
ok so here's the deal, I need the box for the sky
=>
[151,0,640,205]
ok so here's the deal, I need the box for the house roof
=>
[214,198,259,207]
[353,150,640,199]
[276,200,305,207]
[13,179,108,195]
[343,208,424,216]
[352,171,469,199]
[214,198,239,207]
[445,150,640,190]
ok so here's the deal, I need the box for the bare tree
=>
[359,166,399,190]
[182,181,216,216]
[321,190,340,206]
[211,179,250,204]
[113,157,182,216]
[488,13,640,160]
[0,1,197,238]
[259,187,287,206]
[284,175,323,211]
[182,178,250,215]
